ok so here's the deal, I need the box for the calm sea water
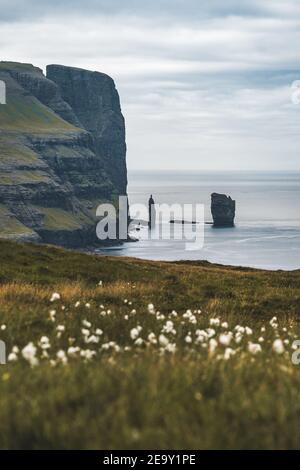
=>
[97,171,300,270]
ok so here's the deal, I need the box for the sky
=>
[1,0,300,170]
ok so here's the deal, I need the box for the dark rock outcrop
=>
[211,193,235,227]
[0,61,127,247]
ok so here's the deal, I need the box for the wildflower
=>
[95,329,103,336]
[39,336,50,349]
[148,333,157,345]
[22,343,38,367]
[235,332,243,344]
[245,327,253,335]
[270,317,278,329]
[159,334,169,347]
[81,328,90,337]
[224,348,236,360]
[12,346,19,354]
[248,343,262,355]
[206,328,216,338]
[219,333,232,346]
[82,320,92,328]
[56,325,65,332]
[258,337,264,343]
[273,339,285,355]
[209,338,218,353]
[148,304,155,314]
[50,292,61,302]
[185,335,192,344]
[85,303,91,309]
[261,326,266,332]
[98,280,103,286]
[85,335,99,344]
[67,346,80,357]
[165,343,176,353]
[221,322,229,329]
[8,352,18,362]
[75,301,80,308]
[124,315,129,320]
[170,310,178,317]
[130,328,140,340]
[131,309,136,315]
[49,309,56,322]
[210,318,220,327]
[80,349,96,361]
[0,324,6,331]
[135,338,143,346]
[56,350,68,365]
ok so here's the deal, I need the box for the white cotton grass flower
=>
[135,338,143,346]
[224,348,236,360]
[206,328,216,338]
[261,326,266,332]
[49,309,56,322]
[165,343,176,353]
[84,335,99,344]
[67,346,80,358]
[210,318,220,327]
[81,328,90,337]
[0,324,6,331]
[245,327,253,336]
[159,334,169,347]
[50,292,61,302]
[221,322,229,329]
[219,333,232,346]
[209,338,218,354]
[185,335,192,344]
[22,342,38,367]
[85,303,91,309]
[95,329,103,336]
[248,343,262,355]
[75,301,80,308]
[147,303,155,314]
[82,320,91,328]
[39,336,51,350]
[148,332,157,344]
[270,317,278,329]
[12,346,19,354]
[56,350,68,365]
[98,280,103,286]
[258,337,264,343]
[130,327,140,340]
[273,339,285,355]
[8,352,18,362]
[56,325,65,332]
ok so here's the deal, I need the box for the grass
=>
[0,239,299,449]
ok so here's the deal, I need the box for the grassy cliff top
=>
[0,241,299,450]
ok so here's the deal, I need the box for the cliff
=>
[0,61,127,247]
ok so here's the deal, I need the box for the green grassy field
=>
[0,239,299,449]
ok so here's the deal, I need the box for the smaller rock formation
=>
[211,193,235,227]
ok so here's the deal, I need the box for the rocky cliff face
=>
[0,61,127,247]
[211,193,236,227]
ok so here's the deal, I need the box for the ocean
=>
[97,171,300,270]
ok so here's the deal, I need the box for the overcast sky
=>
[1,0,300,170]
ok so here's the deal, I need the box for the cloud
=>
[0,1,300,169]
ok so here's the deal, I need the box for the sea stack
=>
[211,193,235,227]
